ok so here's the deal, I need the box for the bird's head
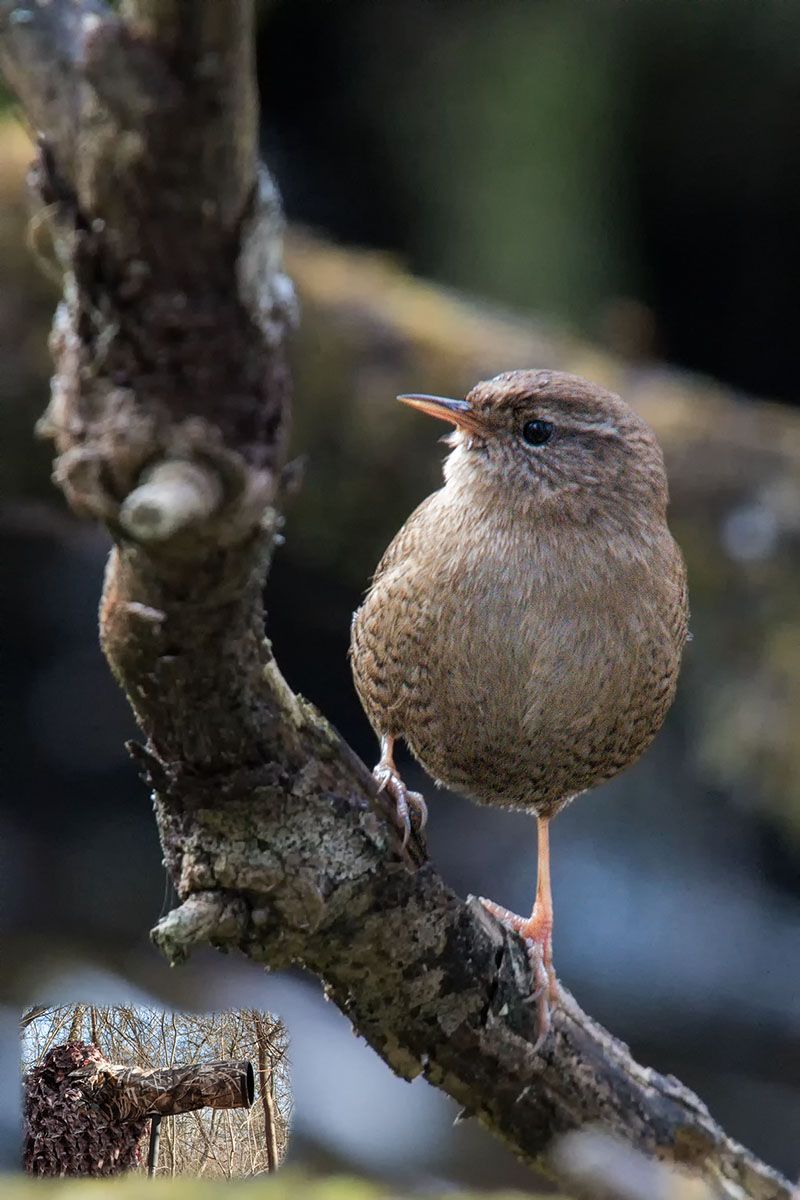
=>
[399,369,669,523]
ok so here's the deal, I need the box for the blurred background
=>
[1,0,799,1190]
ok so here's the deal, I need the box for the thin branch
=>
[19,1006,50,1031]
[0,4,792,1199]
[66,1006,85,1044]
[252,1011,279,1173]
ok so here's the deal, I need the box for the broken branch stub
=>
[119,460,224,542]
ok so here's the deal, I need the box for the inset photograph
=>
[21,1005,291,1179]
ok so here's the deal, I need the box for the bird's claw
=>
[479,896,558,1052]
[373,764,427,848]
[525,952,550,1002]
[522,941,553,1053]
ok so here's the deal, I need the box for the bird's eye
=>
[522,419,553,447]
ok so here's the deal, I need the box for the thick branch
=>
[100,540,789,1200]
[117,0,259,235]
[3,0,291,522]
[0,4,792,1199]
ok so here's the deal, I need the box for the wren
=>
[350,369,688,1044]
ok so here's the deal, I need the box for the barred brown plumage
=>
[350,369,688,1048]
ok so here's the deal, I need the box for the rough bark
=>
[0,3,793,1198]
[67,1006,85,1044]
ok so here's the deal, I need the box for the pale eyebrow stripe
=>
[537,414,621,436]
[575,419,620,435]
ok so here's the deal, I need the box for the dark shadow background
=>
[261,0,800,404]
[2,0,799,1188]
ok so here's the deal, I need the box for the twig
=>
[0,3,792,1197]
[19,1006,51,1031]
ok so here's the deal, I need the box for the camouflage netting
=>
[23,1042,147,1178]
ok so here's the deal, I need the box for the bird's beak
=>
[397,393,481,433]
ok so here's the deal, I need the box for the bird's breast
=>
[351,498,686,813]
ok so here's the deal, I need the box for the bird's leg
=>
[373,735,428,847]
[480,817,558,1050]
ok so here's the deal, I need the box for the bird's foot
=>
[479,897,559,1053]
[373,762,428,848]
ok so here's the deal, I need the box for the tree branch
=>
[19,1006,51,1032]
[0,4,792,1198]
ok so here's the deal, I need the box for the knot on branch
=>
[35,253,282,544]
[151,890,249,965]
[41,410,277,549]
[23,68,292,540]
